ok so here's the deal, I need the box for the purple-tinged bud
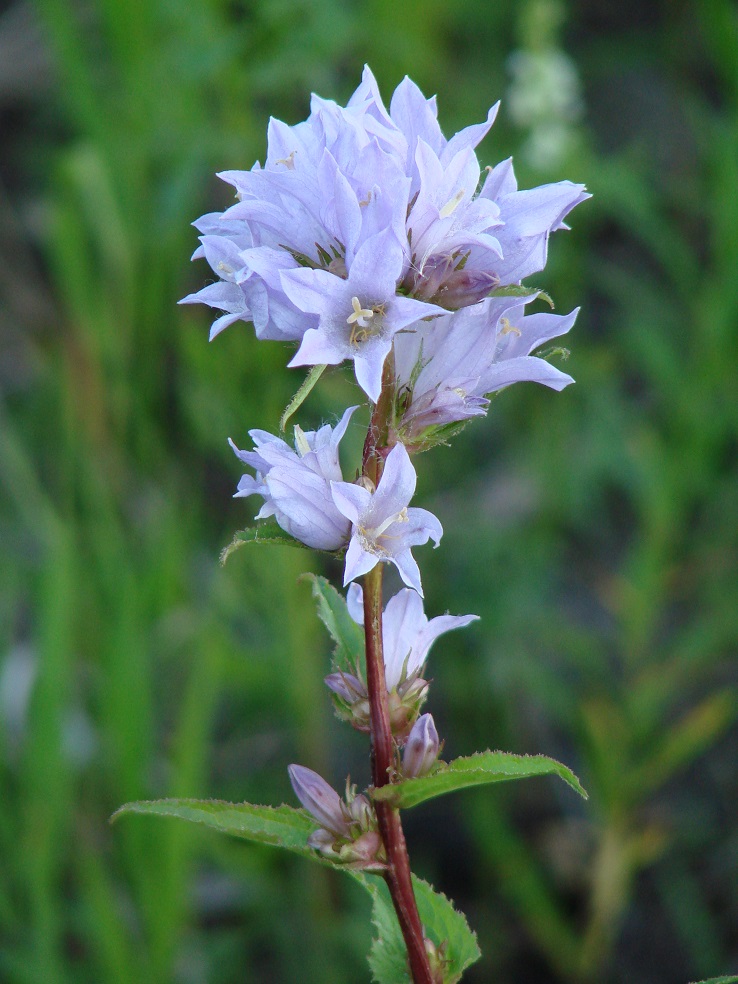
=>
[324,671,366,703]
[324,672,371,731]
[401,713,440,778]
[288,765,350,837]
[406,255,499,310]
[346,789,374,828]
[337,829,385,871]
[289,767,386,870]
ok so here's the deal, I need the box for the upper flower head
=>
[182,66,588,359]
[330,443,442,596]
[230,406,357,550]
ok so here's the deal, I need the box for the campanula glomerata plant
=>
[116,66,590,983]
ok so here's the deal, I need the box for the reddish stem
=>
[362,361,434,984]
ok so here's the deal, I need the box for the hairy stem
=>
[362,357,434,984]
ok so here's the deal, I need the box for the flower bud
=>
[337,830,385,871]
[324,672,371,731]
[423,935,450,984]
[401,713,440,778]
[289,766,386,871]
[407,255,499,310]
[288,764,350,837]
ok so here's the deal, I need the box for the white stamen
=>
[293,425,311,457]
[500,317,522,337]
[439,188,465,219]
[275,151,296,169]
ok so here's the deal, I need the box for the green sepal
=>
[362,873,480,984]
[279,363,328,431]
[371,750,587,809]
[220,521,312,565]
[488,284,555,308]
[111,799,318,857]
[301,572,364,673]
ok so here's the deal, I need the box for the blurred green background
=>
[1,0,737,981]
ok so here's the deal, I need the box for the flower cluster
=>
[184,68,587,879]
[288,765,385,870]
[182,65,587,402]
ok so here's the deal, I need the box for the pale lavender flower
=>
[402,713,440,778]
[229,407,357,550]
[400,140,503,304]
[478,157,590,284]
[330,443,442,596]
[183,66,588,348]
[394,296,577,442]
[281,229,443,402]
[327,585,478,738]
[344,584,478,691]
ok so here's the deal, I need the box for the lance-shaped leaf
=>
[115,800,482,980]
[220,521,314,565]
[363,873,480,984]
[112,799,319,858]
[302,572,364,672]
[372,750,587,809]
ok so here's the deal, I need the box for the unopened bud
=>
[324,671,365,703]
[424,935,449,983]
[288,764,350,837]
[337,829,385,870]
[408,255,499,310]
[346,787,374,828]
[401,713,440,778]
[324,672,371,731]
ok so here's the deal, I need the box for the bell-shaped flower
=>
[183,66,588,350]
[229,406,357,550]
[345,584,478,691]
[281,229,443,402]
[326,584,477,738]
[477,157,590,284]
[330,443,442,595]
[401,139,503,305]
[393,296,577,445]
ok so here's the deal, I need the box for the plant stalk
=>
[362,355,434,984]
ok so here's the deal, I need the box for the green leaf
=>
[219,522,310,565]
[364,874,480,983]
[689,977,738,983]
[116,801,482,981]
[302,572,364,672]
[112,799,318,858]
[372,751,587,809]
[280,363,327,431]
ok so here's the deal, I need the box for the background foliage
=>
[1,0,737,981]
